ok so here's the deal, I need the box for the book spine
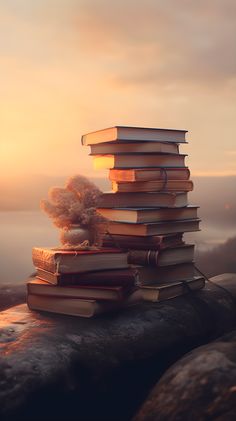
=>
[102,234,184,250]
[37,271,136,287]
[128,250,161,267]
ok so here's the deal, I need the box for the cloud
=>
[73,0,236,88]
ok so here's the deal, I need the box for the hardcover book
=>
[132,277,205,302]
[97,206,198,224]
[27,295,122,318]
[36,267,138,286]
[81,126,187,145]
[127,244,194,267]
[109,167,190,182]
[112,179,193,193]
[102,233,184,250]
[93,153,186,169]
[98,192,188,208]
[35,261,193,287]
[32,248,128,274]
[106,219,200,236]
[27,279,131,301]
[90,141,179,155]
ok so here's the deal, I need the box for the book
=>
[90,141,179,155]
[81,126,187,145]
[27,277,205,318]
[27,279,130,301]
[35,261,194,287]
[112,179,193,193]
[128,245,194,267]
[27,294,122,318]
[97,206,198,224]
[36,267,138,286]
[102,233,184,250]
[106,219,200,236]
[132,277,205,302]
[98,192,188,208]
[93,154,186,169]
[32,248,128,274]
[109,167,190,182]
[133,262,195,286]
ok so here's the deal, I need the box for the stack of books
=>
[28,247,131,317]
[27,125,205,318]
[84,125,204,297]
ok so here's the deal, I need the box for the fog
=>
[0,175,235,283]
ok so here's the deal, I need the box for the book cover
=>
[98,192,188,208]
[97,206,198,224]
[82,126,187,145]
[27,279,131,301]
[102,233,184,250]
[128,244,194,267]
[106,219,200,236]
[109,167,191,182]
[93,153,186,170]
[32,247,128,274]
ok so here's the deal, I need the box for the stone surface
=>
[0,282,26,311]
[134,273,236,421]
[134,332,236,421]
[0,274,236,420]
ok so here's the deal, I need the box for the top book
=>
[81,126,187,145]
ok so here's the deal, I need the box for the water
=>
[0,211,235,284]
[0,211,58,283]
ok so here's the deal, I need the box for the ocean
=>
[0,211,235,284]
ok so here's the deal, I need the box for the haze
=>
[1,0,236,181]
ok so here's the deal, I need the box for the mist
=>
[196,236,236,277]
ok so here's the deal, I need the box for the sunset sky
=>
[1,0,236,181]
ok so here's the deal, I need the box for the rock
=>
[0,283,26,311]
[134,276,236,421]
[0,273,236,420]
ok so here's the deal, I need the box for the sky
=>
[1,0,236,181]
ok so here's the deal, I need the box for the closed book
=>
[37,263,194,287]
[130,277,205,303]
[82,126,187,146]
[133,262,195,286]
[106,219,200,236]
[128,245,194,267]
[27,279,130,301]
[102,233,184,250]
[93,154,186,169]
[32,248,128,274]
[109,168,190,182]
[97,206,198,224]
[112,179,193,193]
[98,192,188,208]
[90,141,179,155]
[36,267,137,286]
[27,294,122,318]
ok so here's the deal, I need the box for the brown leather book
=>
[128,245,194,267]
[36,267,137,286]
[102,233,184,250]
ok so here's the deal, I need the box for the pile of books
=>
[27,247,132,317]
[27,125,205,318]
[88,126,204,298]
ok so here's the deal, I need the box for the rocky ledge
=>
[0,273,236,420]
